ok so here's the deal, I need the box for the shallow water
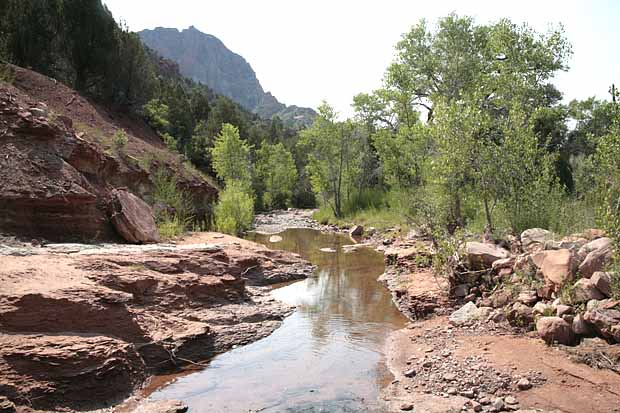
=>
[151,228,407,412]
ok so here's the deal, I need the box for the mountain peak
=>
[139,26,315,126]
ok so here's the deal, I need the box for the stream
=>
[151,228,407,412]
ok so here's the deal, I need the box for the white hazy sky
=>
[103,0,619,117]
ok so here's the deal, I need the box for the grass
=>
[0,63,14,84]
[157,215,186,239]
[313,205,408,232]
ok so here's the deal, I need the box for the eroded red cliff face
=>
[0,65,217,243]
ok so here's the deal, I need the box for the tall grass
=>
[151,169,195,239]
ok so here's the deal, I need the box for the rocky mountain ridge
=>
[139,26,316,126]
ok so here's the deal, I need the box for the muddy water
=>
[152,228,407,412]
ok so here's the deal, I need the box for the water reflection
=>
[152,229,407,412]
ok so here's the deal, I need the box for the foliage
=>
[594,119,620,298]
[143,99,170,132]
[151,169,195,234]
[112,129,128,150]
[0,64,14,84]
[210,123,252,185]
[299,102,365,217]
[255,143,298,209]
[214,181,254,236]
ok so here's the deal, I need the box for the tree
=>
[214,181,254,236]
[210,123,252,186]
[299,102,362,217]
[256,143,298,209]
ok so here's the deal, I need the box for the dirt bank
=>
[373,235,620,412]
[0,232,313,412]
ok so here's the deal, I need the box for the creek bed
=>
[151,228,407,412]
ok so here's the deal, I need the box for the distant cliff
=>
[139,26,315,126]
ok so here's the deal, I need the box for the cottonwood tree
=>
[210,123,252,186]
[299,102,362,218]
[255,143,298,209]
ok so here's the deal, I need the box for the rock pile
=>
[454,228,618,346]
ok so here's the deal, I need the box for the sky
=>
[102,0,620,117]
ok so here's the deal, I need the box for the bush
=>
[214,181,254,236]
[151,169,195,238]
[112,129,129,150]
[0,63,14,84]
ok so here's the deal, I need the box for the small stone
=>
[471,400,483,412]
[443,373,457,381]
[447,387,458,395]
[404,369,417,378]
[492,398,505,411]
[505,395,518,405]
[460,389,475,398]
[479,397,491,405]
[422,360,433,368]
[399,402,414,411]
[516,378,532,390]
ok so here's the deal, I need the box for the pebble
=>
[505,396,518,405]
[460,389,475,398]
[400,402,414,411]
[404,369,417,378]
[517,378,532,390]
[492,397,505,411]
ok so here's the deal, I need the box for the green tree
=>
[299,102,362,217]
[210,123,252,185]
[256,143,298,209]
[214,181,254,235]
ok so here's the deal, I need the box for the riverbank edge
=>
[0,232,315,413]
[254,210,620,413]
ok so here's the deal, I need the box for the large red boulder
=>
[110,189,160,243]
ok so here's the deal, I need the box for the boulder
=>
[583,228,605,241]
[349,225,364,236]
[0,397,15,413]
[449,302,493,326]
[572,278,605,303]
[521,228,554,252]
[465,242,510,269]
[579,244,613,279]
[492,257,515,271]
[533,249,577,289]
[536,316,574,345]
[454,284,470,298]
[533,302,553,316]
[591,272,612,297]
[578,237,612,259]
[572,313,592,336]
[110,189,160,244]
[556,304,573,317]
[517,290,538,306]
[507,302,535,327]
[584,308,620,342]
[545,236,588,251]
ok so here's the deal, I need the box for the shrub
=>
[151,169,195,238]
[112,129,129,150]
[157,215,185,239]
[161,133,178,152]
[0,63,14,84]
[214,181,254,236]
